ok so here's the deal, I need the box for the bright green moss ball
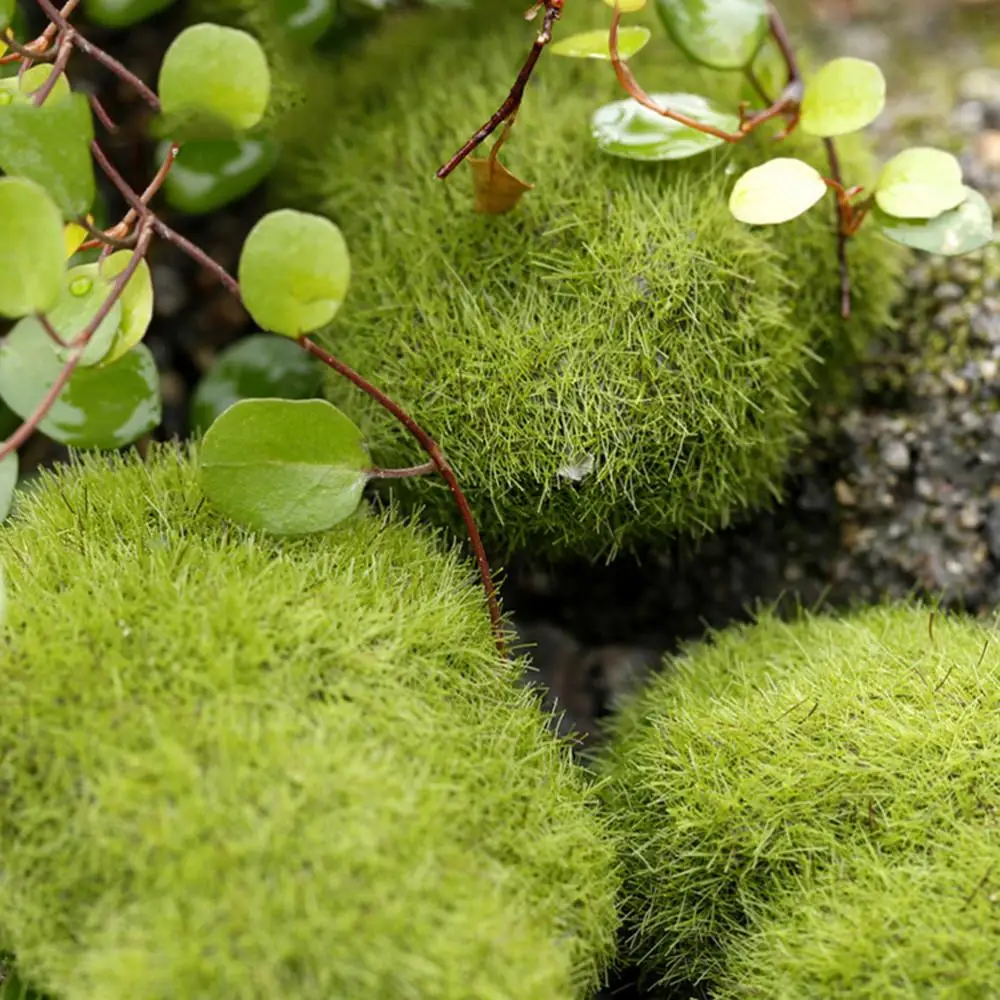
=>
[719,835,1000,999]
[0,448,618,1000]
[600,605,1000,986]
[264,0,902,556]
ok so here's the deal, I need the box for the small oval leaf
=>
[238,209,351,337]
[98,251,154,365]
[199,398,369,535]
[875,147,968,220]
[0,177,66,318]
[591,92,738,161]
[49,264,124,367]
[551,27,650,60]
[158,24,270,133]
[0,450,17,523]
[872,186,994,256]
[17,64,72,103]
[0,322,161,448]
[729,158,827,225]
[654,0,768,70]
[799,58,886,138]
[190,333,324,435]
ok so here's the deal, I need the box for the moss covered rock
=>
[600,605,1000,987]
[261,0,903,556]
[719,832,1000,999]
[0,448,618,1000]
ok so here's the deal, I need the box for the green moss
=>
[256,0,903,556]
[0,447,618,1000]
[719,833,1000,998]
[599,604,1000,986]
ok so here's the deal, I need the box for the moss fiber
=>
[0,447,619,1000]
[252,0,904,556]
[600,604,1000,988]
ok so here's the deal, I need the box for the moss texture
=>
[253,0,905,556]
[0,447,618,1000]
[719,834,1000,999]
[600,605,1000,987]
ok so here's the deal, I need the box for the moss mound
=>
[264,0,903,556]
[719,834,1000,999]
[0,448,618,1000]
[600,605,1000,986]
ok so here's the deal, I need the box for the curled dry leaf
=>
[469,156,534,214]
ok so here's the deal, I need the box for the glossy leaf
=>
[0,65,72,106]
[655,0,767,70]
[190,333,324,435]
[729,158,827,225]
[158,24,270,133]
[238,210,350,337]
[98,251,154,365]
[591,92,738,161]
[602,0,647,10]
[83,0,177,28]
[199,398,369,535]
[551,27,650,60]
[0,177,65,318]
[874,147,967,220]
[275,0,335,44]
[0,322,161,448]
[469,155,533,213]
[872,186,994,256]
[0,451,16,523]
[159,137,278,215]
[63,221,88,258]
[0,93,95,217]
[799,58,885,137]
[48,264,123,367]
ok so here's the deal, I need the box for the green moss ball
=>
[718,834,1000,999]
[266,0,902,556]
[600,605,1000,986]
[0,448,618,1000]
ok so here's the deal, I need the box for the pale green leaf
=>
[800,58,886,138]
[199,398,369,535]
[238,209,350,337]
[591,92,738,161]
[551,27,650,60]
[0,450,16,523]
[654,0,768,70]
[49,264,123,367]
[729,158,827,225]
[158,24,270,133]
[99,251,154,365]
[872,186,994,256]
[875,147,968,220]
[0,177,65,318]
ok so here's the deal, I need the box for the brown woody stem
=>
[368,461,437,479]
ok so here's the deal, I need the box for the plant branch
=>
[823,138,853,318]
[301,336,504,652]
[154,218,242,298]
[31,33,72,105]
[436,0,563,179]
[368,461,437,479]
[0,350,83,460]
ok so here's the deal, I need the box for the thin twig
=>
[76,214,138,251]
[89,92,120,133]
[37,313,69,348]
[153,218,241,298]
[437,0,563,179]
[31,33,72,105]
[823,138,853,318]
[368,461,437,479]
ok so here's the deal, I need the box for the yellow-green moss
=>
[600,605,1000,987]
[0,447,618,1000]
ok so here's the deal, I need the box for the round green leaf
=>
[872,186,994,257]
[875,147,968,221]
[551,27,650,60]
[275,0,335,45]
[199,398,369,535]
[0,93,95,217]
[0,322,161,448]
[238,210,350,337]
[0,177,65,318]
[0,450,17,523]
[654,0,768,70]
[729,158,827,225]
[49,264,123,367]
[83,0,177,28]
[159,137,278,215]
[158,24,270,133]
[0,0,14,31]
[190,333,324,435]
[800,58,886,138]
[0,65,71,106]
[591,92,738,161]
[98,251,154,365]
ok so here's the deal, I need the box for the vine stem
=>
[369,461,437,479]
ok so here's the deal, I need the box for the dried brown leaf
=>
[468,156,534,214]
